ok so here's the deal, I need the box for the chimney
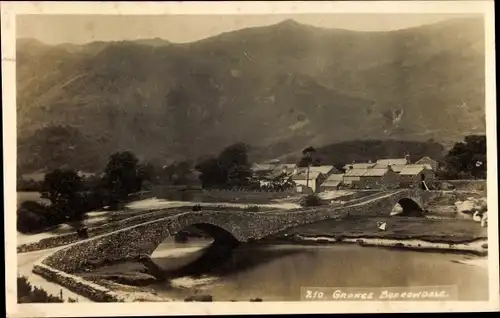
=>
[368,160,372,164]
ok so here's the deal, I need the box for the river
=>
[148,237,489,302]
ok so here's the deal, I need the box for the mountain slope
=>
[16,17,486,173]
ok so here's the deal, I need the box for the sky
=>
[17,13,476,45]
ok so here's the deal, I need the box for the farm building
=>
[310,165,339,176]
[398,165,436,189]
[276,163,298,175]
[374,155,410,168]
[342,168,368,188]
[291,171,324,193]
[343,167,399,190]
[342,162,376,171]
[296,165,339,176]
[415,156,439,171]
[252,162,297,182]
[320,173,344,191]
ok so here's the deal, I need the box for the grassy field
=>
[282,215,488,243]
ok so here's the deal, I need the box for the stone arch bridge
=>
[42,189,438,274]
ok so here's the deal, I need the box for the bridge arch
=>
[393,197,424,216]
[171,222,240,246]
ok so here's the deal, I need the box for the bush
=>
[17,199,83,234]
[300,194,325,207]
[16,201,50,233]
[17,276,63,303]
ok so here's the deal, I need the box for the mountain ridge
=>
[16,17,486,173]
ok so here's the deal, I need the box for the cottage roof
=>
[372,163,404,172]
[416,156,435,162]
[376,158,408,166]
[291,171,321,180]
[362,168,390,177]
[343,163,376,170]
[251,163,275,172]
[322,180,342,187]
[321,173,344,187]
[344,168,369,177]
[326,173,344,182]
[309,165,337,175]
[399,165,427,175]
[344,168,390,177]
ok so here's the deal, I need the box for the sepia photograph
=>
[2,1,498,316]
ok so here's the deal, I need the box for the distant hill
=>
[296,139,446,168]
[16,17,486,173]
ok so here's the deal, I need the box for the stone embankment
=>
[32,263,124,302]
[286,235,488,256]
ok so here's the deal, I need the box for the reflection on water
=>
[150,237,489,301]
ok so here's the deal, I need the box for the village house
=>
[398,165,436,189]
[358,167,400,189]
[415,156,439,171]
[342,168,368,188]
[374,155,410,169]
[297,165,339,177]
[319,173,344,191]
[342,167,399,190]
[291,171,325,193]
[251,162,297,181]
[342,162,376,171]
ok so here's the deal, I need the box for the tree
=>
[443,135,486,179]
[227,165,252,187]
[217,143,252,186]
[40,169,85,228]
[298,146,317,189]
[218,143,251,168]
[298,146,317,167]
[138,162,159,184]
[195,143,252,188]
[102,151,142,201]
[41,169,83,208]
[195,157,225,188]
[172,160,193,185]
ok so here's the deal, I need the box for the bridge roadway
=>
[38,188,435,275]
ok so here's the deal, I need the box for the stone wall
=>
[32,262,124,302]
[40,189,431,275]
[152,186,296,204]
[18,208,175,253]
[443,179,487,192]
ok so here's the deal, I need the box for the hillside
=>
[16,17,486,173]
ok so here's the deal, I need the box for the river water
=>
[149,237,489,301]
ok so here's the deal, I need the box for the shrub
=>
[16,201,50,233]
[300,194,324,207]
[17,276,63,303]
